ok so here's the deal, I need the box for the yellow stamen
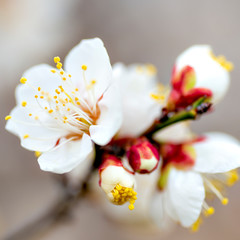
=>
[22,101,27,107]
[51,69,56,73]
[82,65,87,71]
[191,217,202,232]
[146,64,157,75]
[111,184,137,210]
[222,198,229,205]
[56,62,62,69]
[204,207,215,217]
[23,134,29,139]
[35,151,41,157]
[210,51,234,72]
[54,56,60,63]
[5,115,12,120]
[20,77,27,84]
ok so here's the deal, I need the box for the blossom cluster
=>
[5,38,240,231]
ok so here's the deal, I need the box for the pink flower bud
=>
[127,140,160,173]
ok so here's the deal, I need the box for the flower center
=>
[17,57,101,139]
[111,184,137,210]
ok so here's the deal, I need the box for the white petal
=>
[113,63,162,137]
[89,82,122,145]
[164,168,205,227]
[193,132,240,173]
[6,106,66,151]
[16,64,63,105]
[101,165,136,201]
[153,121,194,143]
[38,134,94,174]
[176,45,230,104]
[65,38,112,100]
[151,191,173,229]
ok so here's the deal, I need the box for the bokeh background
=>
[1,0,240,239]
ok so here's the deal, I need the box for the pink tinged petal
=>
[16,64,63,106]
[193,132,240,173]
[89,83,122,146]
[164,168,205,227]
[113,63,161,137]
[38,134,94,174]
[176,45,230,104]
[6,106,66,152]
[64,38,113,100]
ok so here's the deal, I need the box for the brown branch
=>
[3,173,92,240]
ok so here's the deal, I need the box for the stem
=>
[146,109,196,137]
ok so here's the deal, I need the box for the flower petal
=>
[38,133,94,174]
[64,38,112,100]
[6,106,66,151]
[89,82,122,146]
[164,168,205,227]
[113,63,162,137]
[175,45,230,104]
[16,64,63,106]
[193,132,240,173]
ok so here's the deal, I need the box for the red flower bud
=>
[127,140,160,173]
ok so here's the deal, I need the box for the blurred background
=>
[1,0,240,239]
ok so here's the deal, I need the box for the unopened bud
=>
[127,140,160,174]
[99,154,137,210]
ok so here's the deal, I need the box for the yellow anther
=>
[68,74,72,78]
[91,80,96,85]
[48,109,53,114]
[54,56,60,63]
[5,115,12,120]
[63,116,68,120]
[204,207,215,217]
[191,218,202,232]
[75,97,79,101]
[40,96,44,99]
[77,102,81,105]
[54,96,58,99]
[150,93,165,101]
[23,134,29,139]
[128,204,134,210]
[210,51,233,72]
[62,77,66,81]
[222,198,229,205]
[21,101,27,107]
[55,89,60,94]
[44,107,48,110]
[82,65,87,71]
[129,199,135,204]
[60,71,64,75]
[51,69,56,73]
[111,184,137,210]
[29,113,32,116]
[35,151,41,157]
[75,88,79,91]
[35,116,39,120]
[56,62,62,69]
[38,87,41,91]
[35,95,38,98]
[146,64,157,75]
[20,77,27,84]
